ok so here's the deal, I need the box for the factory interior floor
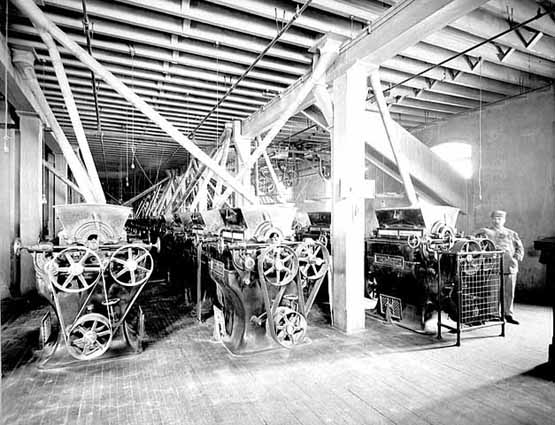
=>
[1,281,553,425]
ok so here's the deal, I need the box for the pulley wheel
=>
[66,313,112,360]
[47,247,102,293]
[258,245,299,287]
[109,245,153,286]
[267,306,307,348]
[295,241,329,280]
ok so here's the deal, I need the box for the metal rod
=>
[196,242,203,322]
[81,0,107,179]
[367,7,554,102]
[81,0,101,130]
[12,0,257,203]
[188,0,314,137]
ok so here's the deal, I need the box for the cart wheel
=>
[258,245,299,287]
[267,307,307,348]
[48,247,102,293]
[295,241,329,280]
[66,313,112,360]
[109,245,153,286]
[123,307,145,353]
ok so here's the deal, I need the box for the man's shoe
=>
[505,316,520,325]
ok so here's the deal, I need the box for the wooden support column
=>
[331,61,368,333]
[53,153,67,234]
[18,111,43,295]
[0,119,17,299]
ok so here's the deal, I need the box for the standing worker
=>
[477,210,524,324]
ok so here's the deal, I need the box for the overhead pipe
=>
[12,49,97,203]
[188,0,314,137]
[366,6,555,103]
[40,32,105,203]
[369,70,418,205]
[81,0,103,132]
[214,34,343,208]
[11,0,257,204]
[81,0,108,179]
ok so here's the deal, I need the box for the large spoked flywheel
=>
[295,241,329,280]
[258,245,299,287]
[66,313,113,360]
[47,247,102,293]
[109,245,154,286]
[267,306,307,348]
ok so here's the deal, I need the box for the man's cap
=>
[490,210,506,218]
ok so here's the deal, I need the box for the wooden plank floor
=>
[1,283,553,425]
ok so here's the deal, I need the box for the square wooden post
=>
[330,62,369,333]
[18,111,43,295]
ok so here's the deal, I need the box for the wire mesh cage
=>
[438,249,505,345]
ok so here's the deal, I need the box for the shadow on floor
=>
[1,279,199,376]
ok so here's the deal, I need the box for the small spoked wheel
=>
[48,247,102,293]
[407,234,421,249]
[66,313,112,360]
[432,221,456,250]
[109,245,153,286]
[258,245,299,287]
[268,307,307,348]
[295,241,329,280]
